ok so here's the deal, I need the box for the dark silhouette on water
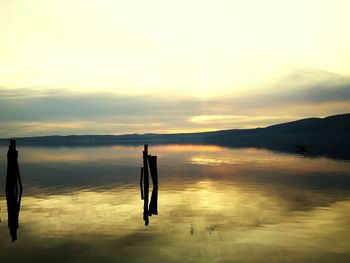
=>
[296,144,308,154]
[5,140,23,242]
[140,145,158,226]
[148,155,158,216]
[142,145,149,226]
[140,167,144,200]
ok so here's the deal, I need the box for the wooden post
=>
[143,145,149,226]
[141,145,159,225]
[140,167,144,200]
[148,156,158,215]
[5,139,23,242]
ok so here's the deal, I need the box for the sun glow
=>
[0,0,349,97]
[0,0,350,136]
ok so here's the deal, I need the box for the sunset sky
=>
[1,0,350,137]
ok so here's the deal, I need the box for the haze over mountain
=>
[1,113,349,159]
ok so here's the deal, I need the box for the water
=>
[1,144,350,262]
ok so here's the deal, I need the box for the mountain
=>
[1,113,349,159]
[204,113,350,158]
[0,132,215,145]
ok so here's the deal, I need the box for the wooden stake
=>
[143,145,149,226]
[140,167,144,200]
[148,156,158,215]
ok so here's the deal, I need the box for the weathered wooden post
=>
[140,167,144,200]
[148,155,158,216]
[142,145,149,226]
[5,139,23,242]
[140,145,158,226]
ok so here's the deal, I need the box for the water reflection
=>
[2,181,350,262]
[0,144,350,262]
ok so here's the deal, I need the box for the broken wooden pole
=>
[5,139,23,242]
[148,155,158,216]
[142,145,149,226]
[140,167,144,200]
[141,145,159,225]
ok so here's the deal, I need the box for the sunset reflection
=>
[1,145,350,262]
[2,177,350,262]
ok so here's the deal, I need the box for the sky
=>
[0,0,350,137]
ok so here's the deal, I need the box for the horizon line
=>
[1,112,349,140]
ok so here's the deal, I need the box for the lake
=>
[1,144,350,262]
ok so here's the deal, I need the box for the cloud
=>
[213,70,350,108]
[266,70,350,104]
[0,70,350,137]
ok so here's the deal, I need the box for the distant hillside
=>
[1,113,349,159]
[0,132,215,145]
[204,113,350,158]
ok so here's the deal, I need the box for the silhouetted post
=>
[148,156,158,216]
[141,145,159,226]
[140,167,144,200]
[5,139,23,242]
[143,145,149,226]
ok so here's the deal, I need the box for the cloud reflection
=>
[0,144,350,262]
[1,177,350,262]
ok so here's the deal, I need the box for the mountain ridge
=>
[1,113,349,159]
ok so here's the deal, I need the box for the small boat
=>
[296,144,308,154]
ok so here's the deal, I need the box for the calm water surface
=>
[1,144,350,262]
